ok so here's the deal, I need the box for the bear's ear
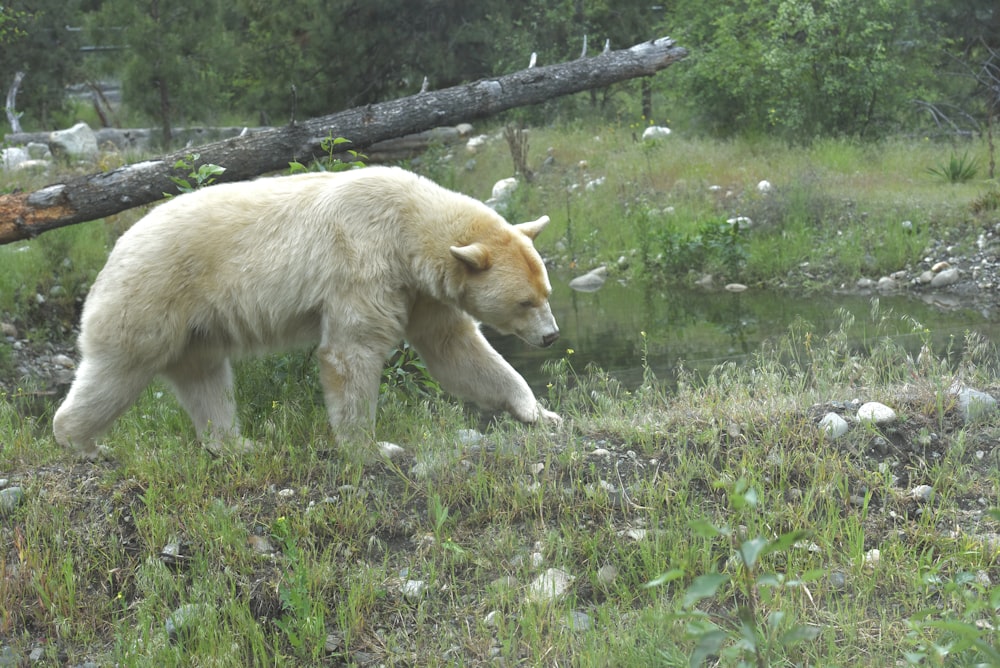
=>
[514,215,550,240]
[450,243,492,270]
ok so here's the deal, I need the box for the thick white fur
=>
[53,166,560,458]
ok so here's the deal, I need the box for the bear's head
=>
[450,215,559,348]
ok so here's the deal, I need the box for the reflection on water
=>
[490,274,1000,390]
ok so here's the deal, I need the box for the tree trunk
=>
[0,36,686,245]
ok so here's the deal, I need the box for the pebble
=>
[818,412,849,439]
[277,488,295,498]
[456,429,482,446]
[165,603,212,641]
[862,548,880,568]
[566,610,593,632]
[590,448,611,457]
[527,568,574,603]
[911,484,934,502]
[400,579,427,601]
[724,283,748,292]
[0,487,24,514]
[484,610,501,627]
[596,564,618,586]
[378,442,406,459]
[248,535,276,554]
[857,402,896,425]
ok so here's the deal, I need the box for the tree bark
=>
[0,36,686,244]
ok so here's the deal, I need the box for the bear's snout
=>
[542,330,560,347]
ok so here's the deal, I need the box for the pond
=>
[491,273,1000,391]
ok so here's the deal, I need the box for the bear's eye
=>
[519,300,534,308]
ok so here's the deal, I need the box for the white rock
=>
[642,125,671,140]
[911,485,934,502]
[277,488,295,498]
[955,387,997,423]
[589,448,611,457]
[484,610,501,627]
[491,177,518,201]
[857,402,896,425]
[726,216,752,228]
[930,267,960,287]
[568,266,608,292]
[724,283,748,292]
[527,568,574,603]
[757,179,773,193]
[931,261,950,272]
[1,146,29,170]
[378,441,406,459]
[856,277,874,289]
[877,276,898,291]
[818,412,849,439]
[916,270,935,284]
[400,579,427,601]
[863,548,880,568]
[51,354,75,368]
[49,122,98,159]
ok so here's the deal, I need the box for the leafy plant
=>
[647,479,821,667]
[926,151,980,183]
[380,342,440,402]
[903,509,1000,666]
[167,153,226,194]
[288,135,366,173]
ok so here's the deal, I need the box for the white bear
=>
[53,166,560,459]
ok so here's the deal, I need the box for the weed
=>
[926,151,980,183]
[166,152,226,194]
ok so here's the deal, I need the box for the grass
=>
[1,308,998,665]
[1,125,999,664]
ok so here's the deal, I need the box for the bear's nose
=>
[542,330,560,347]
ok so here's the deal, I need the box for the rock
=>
[277,488,295,498]
[49,122,99,160]
[931,261,950,273]
[527,568,574,603]
[857,402,896,425]
[565,610,593,631]
[568,266,608,292]
[378,441,406,459]
[0,322,16,338]
[916,270,935,284]
[642,125,671,140]
[0,487,24,514]
[955,387,997,423]
[930,267,960,287]
[248,535,276,554]
[877,276,898,291]
[484,610,501,627]
[165,603,212,641]
[596,564,618,586]
[0,647,19,667]
[456,429,482,446]
[400,579,427,601]
[724,283,748,292]
[757,180,773,193]
[486,177,518,212]
[819,412,849,439]
[862,548,880,568]
[911,484,934,502]
[856,277,874,289]
[1,146,29,170]
[726,216,752,228]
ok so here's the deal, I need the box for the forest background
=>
[1,0,998,146]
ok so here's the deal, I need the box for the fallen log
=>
[0,36,687,244]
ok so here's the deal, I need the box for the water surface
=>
[491,275,1000,390]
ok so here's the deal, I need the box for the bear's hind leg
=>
[162,353,248,454]
[53,357,154,460]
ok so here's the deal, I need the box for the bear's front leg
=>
[406,303,560,426]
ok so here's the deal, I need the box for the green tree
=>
[0,0,84,130]
[86,0,241,144]
[665,0,942,140]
